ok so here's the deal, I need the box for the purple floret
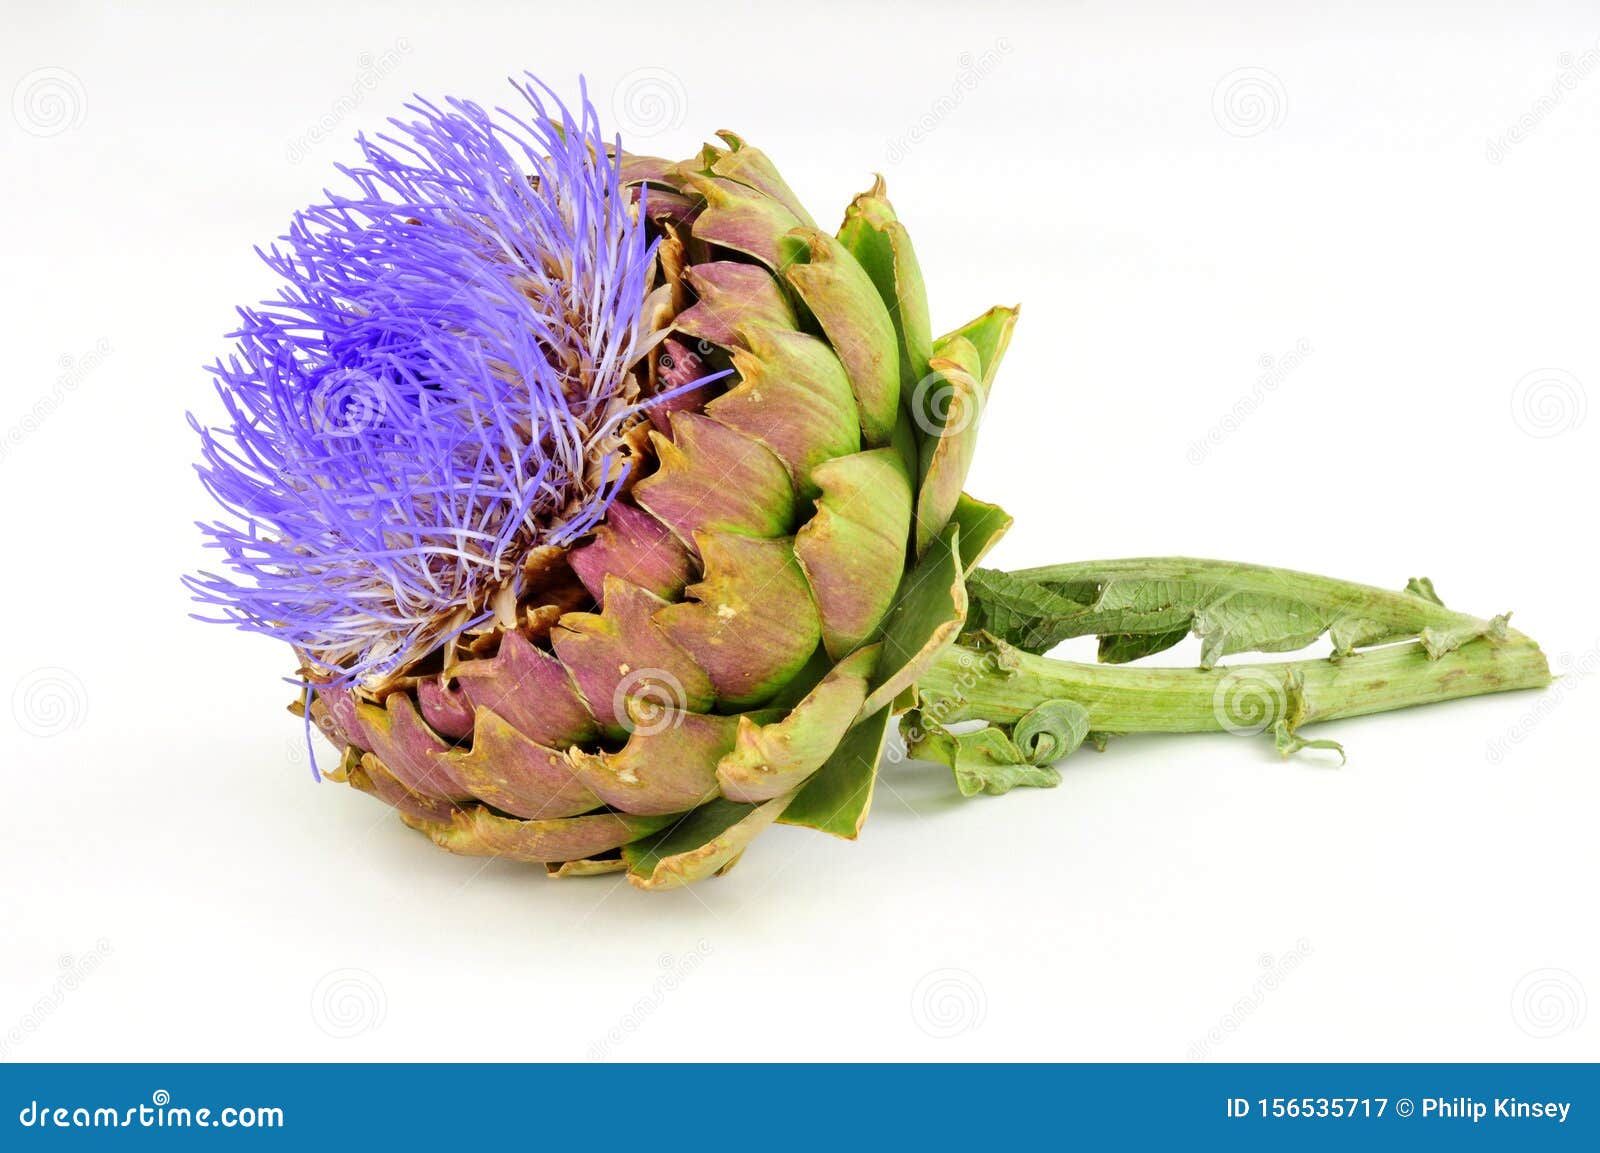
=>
[188,77,665,684]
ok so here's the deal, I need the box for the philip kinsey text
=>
[1423,1097,1571,1123]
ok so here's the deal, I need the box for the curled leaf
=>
[1012,699,1091,764]
[902,709,1064,798]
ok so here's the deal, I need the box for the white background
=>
[3,0,1595,1062]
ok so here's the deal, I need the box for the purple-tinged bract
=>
[188,77,661,683]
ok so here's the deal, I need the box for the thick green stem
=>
[920,634,1551,736]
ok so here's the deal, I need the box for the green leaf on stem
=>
[903,698,1088,797]
[1012,699,1092,764]
[963,559,1515,667]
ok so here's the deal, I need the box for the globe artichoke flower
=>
[189,76,1550,889]
[189,77,1007,887]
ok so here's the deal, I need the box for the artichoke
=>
[189,77,1011,888]
[189,76,1551,890]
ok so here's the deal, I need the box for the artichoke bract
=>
[190,77,1013,888]
[190,76,1551,890]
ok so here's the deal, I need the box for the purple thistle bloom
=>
[188,76,681,685]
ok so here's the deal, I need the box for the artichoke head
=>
[302,132,1018,888]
